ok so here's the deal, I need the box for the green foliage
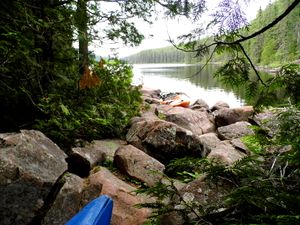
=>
[136,178,178,201]
[101,160,117,172]
[139,152,300,224]
[276,106,300,151]
[214,57,250,87]
[0,0,76,131]
[125,0,300,66]
[242,124,275,154]
[138,105,300,224]
[165,157,209,182]
[278,64,300,104]
[242,63,300,109]
[34,59,142,149]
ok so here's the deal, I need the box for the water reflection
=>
[133,64,245,107]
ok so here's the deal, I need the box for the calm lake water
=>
[132,64,246,107]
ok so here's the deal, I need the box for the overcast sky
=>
[92,0,273,57]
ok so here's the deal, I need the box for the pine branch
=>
[237,43,267,87]
[229,0,300,45]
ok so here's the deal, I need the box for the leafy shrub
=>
[34,58,142,150]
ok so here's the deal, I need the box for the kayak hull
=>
[65,195,113,225]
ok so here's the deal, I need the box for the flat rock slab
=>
[114,145,165,186]
[156,105,215,135]
[208,141,246,165]
[217,121,254,140]
[0,130,67,225]
[213,106,254,127]
[88,167,152,225]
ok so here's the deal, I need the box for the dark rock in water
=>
[217,121,254,140]
[0,130,67,225]
[213,106,254,127]
[114,145,165,186]
[156,105,215,136]
[126,119,205,163]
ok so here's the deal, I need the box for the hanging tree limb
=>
[228,0,300,45]
[170,0,300,85]
[237,43,267,87]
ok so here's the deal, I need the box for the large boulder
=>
[213,106,254,127]
[88,167,152,225]
[207,141,246,165]
[126,119,205,163]
[0,130,67,225]
[43,172,104,225]
[114,145,165,186]
[217,121,254,140]
[156,105,215,136]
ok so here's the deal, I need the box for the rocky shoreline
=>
[0,87,273,225]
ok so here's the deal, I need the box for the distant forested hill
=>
[124,0,300,65]
[123,46,194,64]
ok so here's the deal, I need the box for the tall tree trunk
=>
[77,0,89,76]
